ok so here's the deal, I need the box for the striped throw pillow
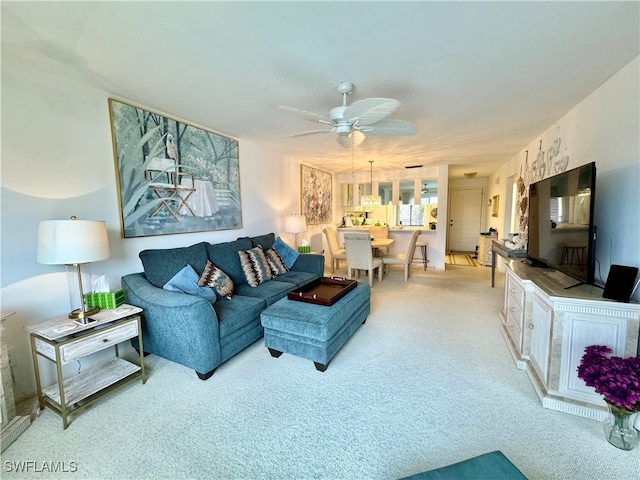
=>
[238,246,273,287]
[264,247,289,276]
[198,260,234,299]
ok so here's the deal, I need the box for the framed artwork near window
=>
[300,165,332,225]
[108,99,242,238]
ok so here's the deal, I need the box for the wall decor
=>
[492,195,500,217]
[300,165,332,224]
[108,99,241,238]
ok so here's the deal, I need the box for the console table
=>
[499,260,639,420]
[491,240,527,287]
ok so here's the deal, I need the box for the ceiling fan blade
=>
[343,98,400,126]
[365,119,417,137]
[279,106,332,125]
[290,128,334,137]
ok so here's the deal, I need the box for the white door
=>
[448,188,483,252]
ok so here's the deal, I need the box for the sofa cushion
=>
[199,260,234,299]
[205,238,252,286]
[139,242,209,288]
[250,233,276,250]
[271,270,317,287]
[214,295,265,340]
[273,236,299,269]
[264,247,289,276]
[235,278,296,307]
[163,265,216,304]
[238,246,273,287]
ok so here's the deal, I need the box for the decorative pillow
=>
[163,265,216,304]
[264,247,289,276]
[198,261,234,299]
[238,246,273,287]
[273,236,299,269]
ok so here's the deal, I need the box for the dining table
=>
[371,238,394,253]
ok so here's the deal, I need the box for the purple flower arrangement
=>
[577,345,640,412]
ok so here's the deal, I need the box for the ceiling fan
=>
[280,81,416,148]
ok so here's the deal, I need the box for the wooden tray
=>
[287,277,357,306]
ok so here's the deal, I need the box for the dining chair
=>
[368,225,390,255]
[323,227,347,273]
[344,233,383,287]
[381,229,422,281]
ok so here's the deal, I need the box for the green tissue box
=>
[84,289,125,310]
[297,246,311,253]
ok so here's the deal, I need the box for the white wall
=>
[489,56,640,297]
[0,59,299,400]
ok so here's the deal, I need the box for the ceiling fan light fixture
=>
[335,124,352,136]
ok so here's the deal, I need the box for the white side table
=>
[27,305,146,429]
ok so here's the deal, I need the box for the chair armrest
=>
[290,253,325,278]
[121,273,222,373]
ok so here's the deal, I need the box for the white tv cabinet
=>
[500,260,639,421]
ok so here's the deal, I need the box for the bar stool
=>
[413,238,428,270]
[560,244,586,267]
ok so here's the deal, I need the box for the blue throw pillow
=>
[163,265,216,304]
[273,236,299,269]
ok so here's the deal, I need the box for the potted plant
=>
[577,345,640,450]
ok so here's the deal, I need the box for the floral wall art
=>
[300,165,332,224]
[109,99,241,237]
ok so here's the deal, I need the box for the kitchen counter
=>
[335,227,435,267]
[337,227,436,233]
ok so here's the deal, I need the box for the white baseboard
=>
[1,415,31,452]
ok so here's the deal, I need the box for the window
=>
[398,205,425,226]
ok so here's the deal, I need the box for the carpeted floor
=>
[3,264,638,479]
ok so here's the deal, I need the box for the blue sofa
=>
[121,233,324,380]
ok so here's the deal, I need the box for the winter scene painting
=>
[109,99,242,238]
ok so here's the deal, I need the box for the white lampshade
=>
[37,219,110,265]
[285,215,307,234]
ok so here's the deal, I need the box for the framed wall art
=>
[300,165,332,225]
[108,99,242,238]
[492,195,500,217]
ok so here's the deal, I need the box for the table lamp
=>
[37,217,111,321]
[285,214,307,249]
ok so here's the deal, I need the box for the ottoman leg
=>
[268,348,283,358]
[314,362,328,372]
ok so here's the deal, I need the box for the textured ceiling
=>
[2,1,638,178]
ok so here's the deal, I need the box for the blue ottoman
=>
[400,451,528,480]
[260,282,371,371]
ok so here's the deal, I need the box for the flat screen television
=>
[527,162,597,286]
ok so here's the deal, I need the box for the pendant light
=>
[360,160,381,210]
